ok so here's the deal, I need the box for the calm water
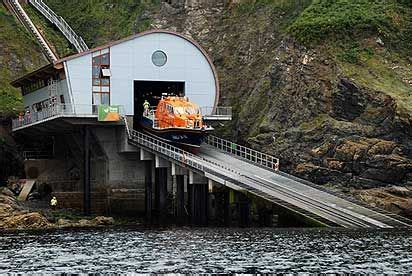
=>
[0,227,411,274]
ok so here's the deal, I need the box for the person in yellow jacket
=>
[50,196,58,209]
[143,100,150,116]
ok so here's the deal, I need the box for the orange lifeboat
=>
[140,96,213,151]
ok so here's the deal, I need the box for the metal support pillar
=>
[144,161,153,222]
[188,183,193,221]
[155,167,168,221]
[238,193,250,227]
[176,175,185,220]
[189,183,208,226]
[223,188,232,226]
[83,126,91,216]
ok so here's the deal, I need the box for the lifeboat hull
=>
[139,117,211,153]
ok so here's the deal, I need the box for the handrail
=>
[123,117,242,176]
[201,106,232,116]
[5,0,58,61]
[205,135,280,171]
[29,0,89,53]
[23,150,54,160]
[12,104,125,130]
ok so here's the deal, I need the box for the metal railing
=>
[201,106,232,116]
[124,117,242,176]
[29,0,89,53]
[4,0,57,61]
[205,135,280,171]
[12,104,125,130]
[23,150,54,159]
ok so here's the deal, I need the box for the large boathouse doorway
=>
[133,80,185,128]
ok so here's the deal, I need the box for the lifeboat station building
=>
[11,30,229,221]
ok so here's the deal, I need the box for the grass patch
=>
[48,209,87,221]
[0,5,46,117]
[0,87,23,118]
[288,0,412,54]
[338,55,412,115]
[24,4,75,58]
[337,42,374,64]
[44,0,160,47]
[234,0,312,15]
[299,114,330,131]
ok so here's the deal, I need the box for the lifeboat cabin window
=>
[166,104,173,115]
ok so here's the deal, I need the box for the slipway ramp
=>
[125,119,412,228]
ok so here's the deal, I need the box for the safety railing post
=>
[204,134,280,171]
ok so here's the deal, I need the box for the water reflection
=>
[0,227,411,273]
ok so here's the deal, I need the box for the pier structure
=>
[10,29,412,228]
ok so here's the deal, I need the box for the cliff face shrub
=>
[0,88,23,118]
[44,0,160,47]
[234,0,312,15]
[288,0,411,48]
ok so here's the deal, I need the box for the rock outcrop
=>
[0,187,50,230]
[0,188,114,231]
[353,186,412,219]
[145,2,412,190]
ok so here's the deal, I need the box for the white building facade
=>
[14,30,219,117]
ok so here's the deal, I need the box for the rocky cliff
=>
[2,0,412,192]
[148,0,412,189]
[0,4,47,183]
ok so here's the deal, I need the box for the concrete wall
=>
[23,126,148,215]
[92,127,146,186]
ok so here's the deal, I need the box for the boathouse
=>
[11,30,222,217]
[10,28,411,228]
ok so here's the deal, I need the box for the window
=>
[101,68,111,77]
[92,48,110,105]
[152,50,167,67]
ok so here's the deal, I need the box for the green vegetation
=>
[288,0,412,54]
[24,5,75,58]
[44,0,160,47]
[337,42,374,64]
[0,87,23,118]
[285,0,412,117]
[338,55,412,115]
[234,0,312,14]
[0,5,45,117]
[299,114,330,131]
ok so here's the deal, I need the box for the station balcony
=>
[201,106,232,121]
[11,104,124,132]
[12,104,232,132]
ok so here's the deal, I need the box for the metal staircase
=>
[29,0,89,53]
[3,0,57,61]
[124,117,412,228]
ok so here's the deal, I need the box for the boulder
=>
[3,212,50,230]
[1,187,15,197]
[78,219,93,227]
[367,140,397,155]
[334,140,369,162]
[0,203,14,218]
[331,78,367,121]
[353,186,412,218]
[294,162,349,185]
[57,218,73,227]
[92,216,115,226]
[0,194,17,206]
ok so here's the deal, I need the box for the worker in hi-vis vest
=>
[50,196,57,209]
[143,100,150,116]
